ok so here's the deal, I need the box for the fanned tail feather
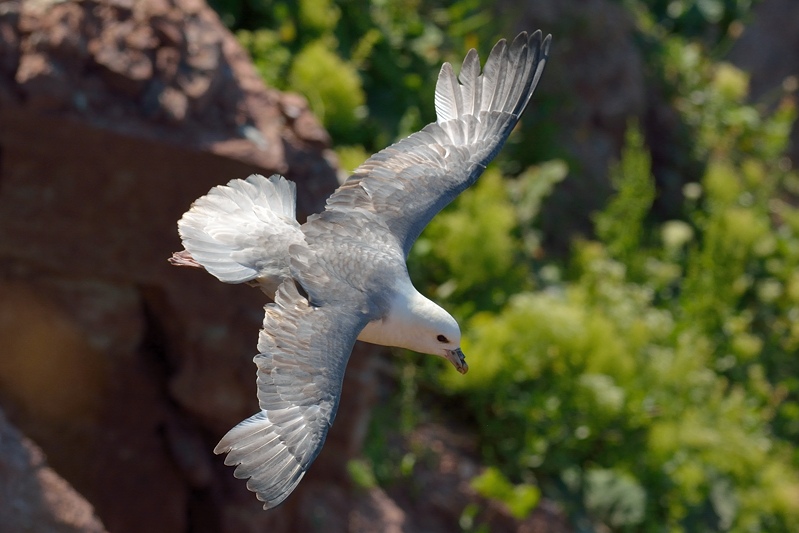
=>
[172,174,302,289]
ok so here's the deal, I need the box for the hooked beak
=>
[445,347,468,374]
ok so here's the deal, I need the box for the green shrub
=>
[471,466,540,519]
[237,29,292,88]
[288,40,366,142]
[435,127,799,530]
[422,47,799,527]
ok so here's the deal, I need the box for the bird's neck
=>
[356,279,441,350]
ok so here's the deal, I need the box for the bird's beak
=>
[445,347,468,374]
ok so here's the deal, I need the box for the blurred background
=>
[1,0,798,531]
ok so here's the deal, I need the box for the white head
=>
[358,284,468,374]
[406,299,468,374]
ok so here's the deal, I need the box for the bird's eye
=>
[437,334,449,343]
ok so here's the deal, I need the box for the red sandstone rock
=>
[0,1,345,532]
[0,408,109,533]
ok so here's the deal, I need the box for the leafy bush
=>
[427,69,799,531]
[288,40,366,140]
[471,466,540,520]
[406,26,799,531]
[434,132,799,531]
[639,0,762,44]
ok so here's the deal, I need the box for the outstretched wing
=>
[213,279,369,509]
[322,31,551,256]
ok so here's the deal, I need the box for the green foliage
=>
[347,458,378,490]
[213,0,507,149]
[422,32,799,530]
[594,124,657,271]
[581,468,647,528]
[288,40,366,140]
[660,37,794,162]
[236,29,291,87]
[508,160,570,256]
[629,0,762,46]
[410,169,529,317]
[409,164,567,320]
[471,467,540,519]
[298,0,341,36]
[437,159,799,532]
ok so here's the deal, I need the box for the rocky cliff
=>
[0,1,366,531]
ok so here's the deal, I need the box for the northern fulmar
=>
[171,30,551,509]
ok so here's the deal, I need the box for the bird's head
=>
[360,281,469,374]
[407,297,468,374]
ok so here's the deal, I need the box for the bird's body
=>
[171,31,550,509]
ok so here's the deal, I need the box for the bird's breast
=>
[356,318,397,346]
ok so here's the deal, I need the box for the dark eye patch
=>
[437,335,449,343]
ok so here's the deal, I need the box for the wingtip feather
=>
[459,48,481,121]
[215,410,312,509]
[429,30,552,143]
[434,61,461,123]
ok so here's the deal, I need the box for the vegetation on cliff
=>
[213,1,798,530]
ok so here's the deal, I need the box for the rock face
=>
[0,0,331,169]
[499,0,648,246]
[0,1,368,532]
[0,408,108,533]
[728,0,799,163]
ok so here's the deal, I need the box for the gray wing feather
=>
[459,49,481,119]
[480,38,509,114]
[322,31,551,257]
[214,279,368,509]
[434,62,463,124]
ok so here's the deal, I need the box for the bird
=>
[170,30,551,509]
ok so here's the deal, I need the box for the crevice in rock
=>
[186,485,222,533]
[139,283,222,533]
[138,283,178,378]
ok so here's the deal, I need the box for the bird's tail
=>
[171,174,303,291]
[433,30,550,147]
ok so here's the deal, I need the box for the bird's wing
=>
[213,277,369,509]
[321,31,551,257]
